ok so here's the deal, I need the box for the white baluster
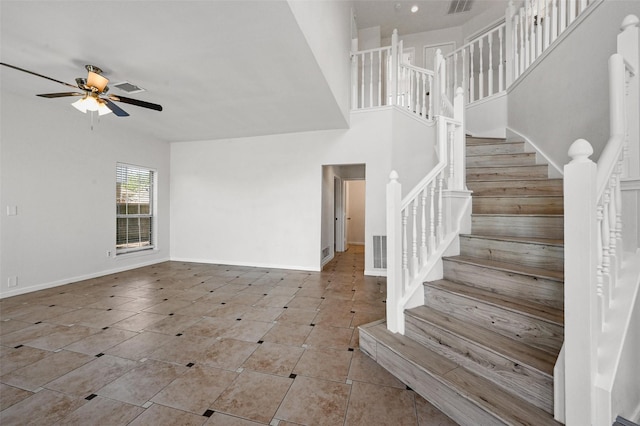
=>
[360,53,365,108]
[415,70,420,115]
[412,199,419,276]
[428,75,433,119]
[470,44,475,102]
[552,0,559,42]
[530,2,537,63]
[488,32,494,96]
[378,50,382,106]
[369,51,374,108]
[569,0,577,22]
[513,19,520,78]
[437,174,444,243]
[596,204,604,328]
[544,0,551,49]
[560,0,567,32]
[520,10,526,72]
[448,127,455,188]
[499,26,504,92]
[402,207,409,292]
[479,38,484,100]
[608,176,618,295]
[615,160,623,270]
[602,190,611,303]
[524,2,531,67]
[421,73,427,117]
[454,52,458,92]
[461,48,467,103]
[420,188,428,264]
[536,0,543,56]
[428,182,436,255]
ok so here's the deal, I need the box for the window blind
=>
[116,163,155,254]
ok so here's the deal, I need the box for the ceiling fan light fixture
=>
[72,95,112,115]
[87,71,109,92]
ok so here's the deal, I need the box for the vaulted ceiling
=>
[1,1,504,143]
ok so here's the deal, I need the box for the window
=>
[116,163,155,254]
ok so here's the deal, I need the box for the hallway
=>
[0,246,456,425]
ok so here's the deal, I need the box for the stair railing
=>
[441,0,600,106]
[351,30,435,122]
[561,15,639,426]
[386,86,467,334]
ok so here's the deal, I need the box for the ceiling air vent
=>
[448,0,474,14]
[112,81,146,94]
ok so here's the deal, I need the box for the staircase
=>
[360,136,565,425]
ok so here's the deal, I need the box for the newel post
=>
[390,29,399,107]
[386,171,403,334]
[433,49,443,116]
[618,15,639,177]
[564,139,598,426]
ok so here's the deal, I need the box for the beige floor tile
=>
[183,317,239,338]
[344,381,417,425]
[151,365,237,414]
[1,350,93,391]
[0,319,33,336]
[0,345,52,375]
[128,403,207,426]
[293,347,352,383]
[199,339,259,370]
[285,296,322,310]
[304,325,354,350]
[254,294,294,308]
[142,299,194,315]
[351,311,384,328]
[206,303,250,319]
[173,300,219,317]
[25,324,100,351]
[85,295,136,309]
[143,314,202,335]
[220,319,274,343]
[63,327,138,355]
[275,376,350,426]
[149,334,217,365]
[0,383,33,411]
[46,354,138,397]
[105,331,178,360]
[212,370,293,424]
[56,396,145,426]
[275,308,318,325]
[0,322,70,347]
[204,412,265,425]
[46,308,106,326]
[313,309,354,328]
[77,309,137,329]
[239,306,284,322]
[242,342,304,376]
[347,350,405,389]
[0,389,86,425]
[116,297,166,312]
[9,305,77,324]
[261,322,313,347]
[110,311,167,332]
[415,394,459,426]
[96,359,187,406]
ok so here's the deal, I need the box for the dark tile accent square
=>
[283,306,288,309]
[236,318,241,321]
[107,309,112,311]
[49,305,56,307]
[310,324,315,327]
[110,295,115,298]
[348,348,354,352]
[321,297,326,300]
[289,374,297,379]
[34,321,42,324]
[14,344,23,349]
[350,311,355,313]
[257,340,264,344]
[169,313,174,316]
[186,362,195,368]
[85,394,97,401]
[221,302,226,305]
[202,409,214,418]
[102,327,109,330]
[163,298,168,301]
[406,385,412,391]
[96,353,105,358]
[176,333,183,337]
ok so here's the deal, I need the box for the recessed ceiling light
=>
[411,5,419,13]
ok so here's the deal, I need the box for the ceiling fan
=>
[0,62,162,117]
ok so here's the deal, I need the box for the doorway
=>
[345,180,365,249]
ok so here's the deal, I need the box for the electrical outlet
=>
[6,206,17,216]
[7,276,17,288]
[106,251,112,257]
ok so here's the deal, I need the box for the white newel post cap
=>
[621,14,639,31]
[568,139,594,163]
[389,170,399,182]
[456,87,464,97]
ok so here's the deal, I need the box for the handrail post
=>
[618,15,639,177]
[391,29,399,106]
[505,0,516,87]
[564,139,598,426]
[386,171,402,333]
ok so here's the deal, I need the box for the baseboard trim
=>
[0,257,171,299]
[169,257,321,273]
[364,268,387,277]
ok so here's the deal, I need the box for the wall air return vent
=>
[448,0,474,14]
[113,81,146,94]
[373,235,387,269]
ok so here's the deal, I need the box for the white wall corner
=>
[507,127,564,178]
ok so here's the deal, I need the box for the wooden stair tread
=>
[472,194,563,199]
[446,255,564,282]
[459,234,564,247]
[472,213,563,218]
[406,306,556,375]
[466,137,509,145]
[361,322,560,426]
[424,280,564,326]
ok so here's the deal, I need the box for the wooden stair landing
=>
[359,135,565,425]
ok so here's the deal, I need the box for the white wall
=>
[508,0,640,167]
[288,0,353,124]
[466,93,508,138]
[171,108,435,275]
[384,27,463,69]
[0,91,171,298]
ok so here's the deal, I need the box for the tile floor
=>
[0,246,457,425]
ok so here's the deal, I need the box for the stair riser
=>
[466,138,509,145]
[467,180,563,196]
[471,216,564,239]
[459,236,564,272]
[467,153,537,168]
[405,317,553,414]
[443,259,563,309]
[423,286,563,354]
[472,197,564,215]
[359,328,508,426]
[466,143,524,156]
[467,165,549,181]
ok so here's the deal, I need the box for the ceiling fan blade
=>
[1,62,79,89]
[36,92,85,98]
[103,99,130,117]
[107,94,162,111]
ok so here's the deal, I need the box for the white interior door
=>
[346,180,365,246]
